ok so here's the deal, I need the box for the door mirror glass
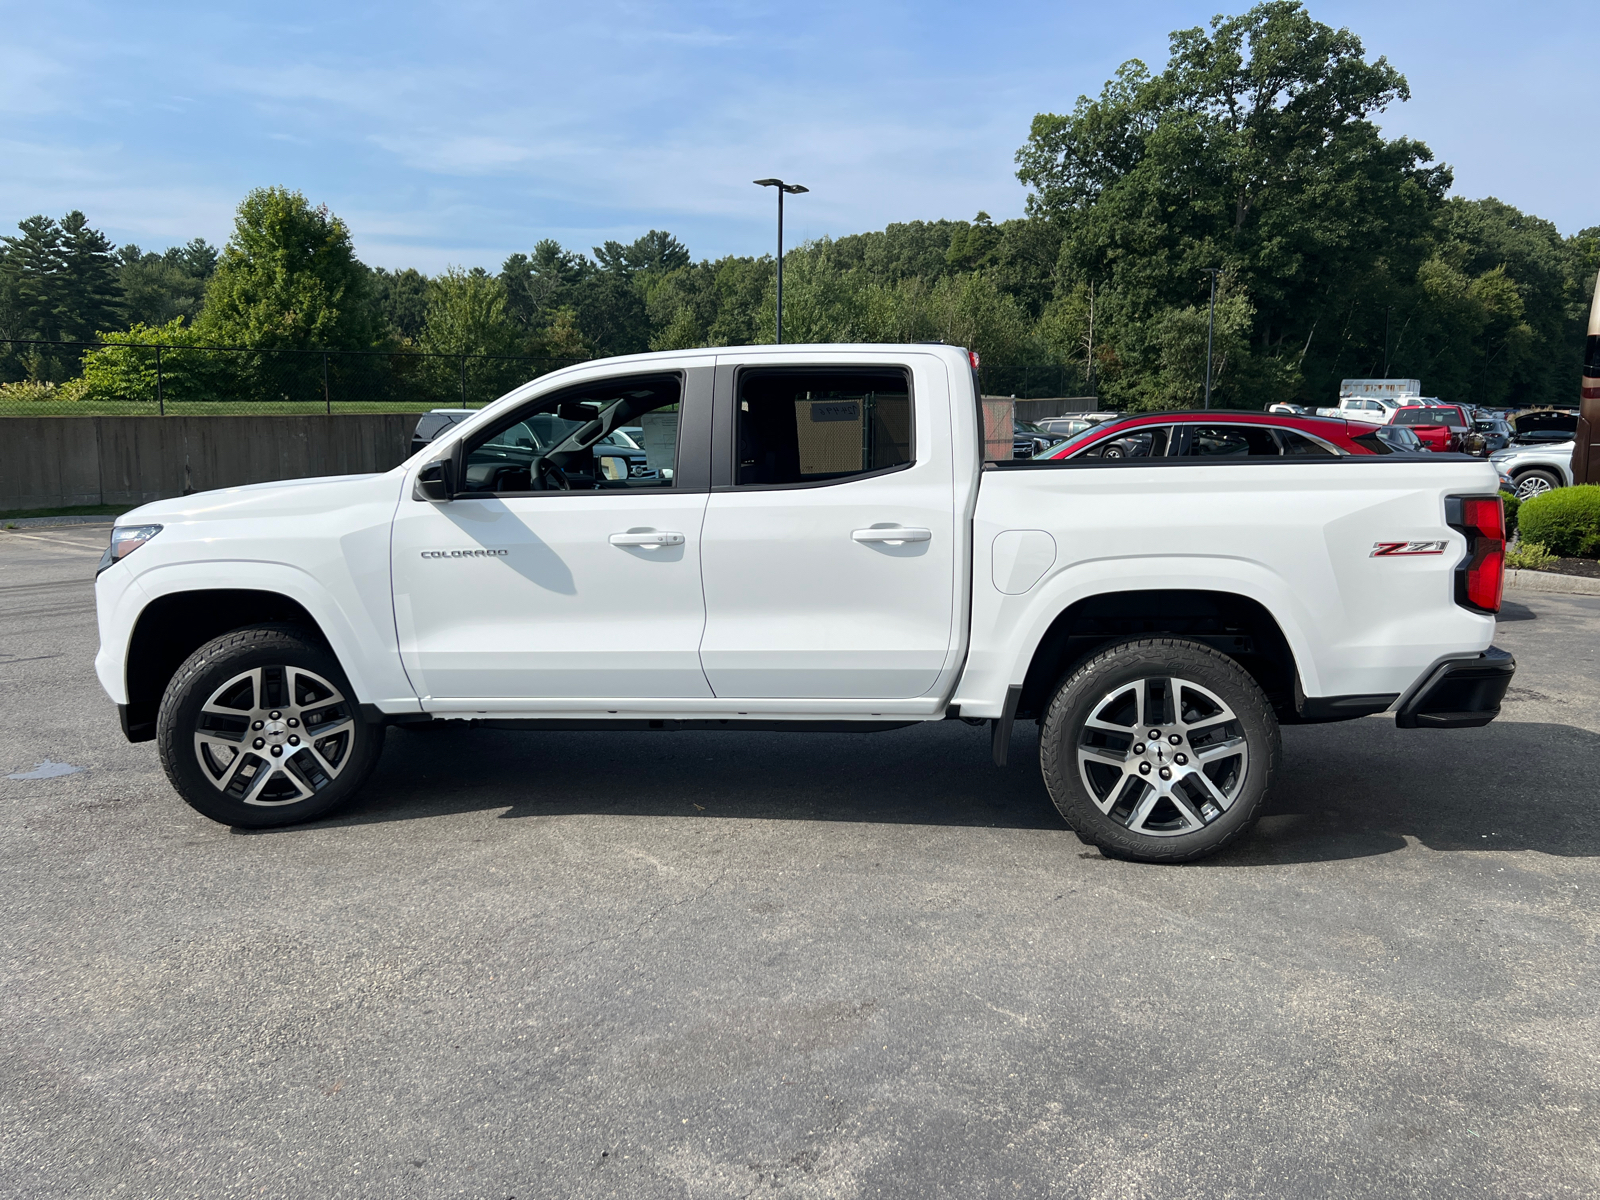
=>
[415,460,452,502]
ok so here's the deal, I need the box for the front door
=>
[696,355,958,700]
[391,365,714,704]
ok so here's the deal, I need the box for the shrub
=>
[1499,490,1519,536]
[0,379,88,405]
[81,319,234,404]
[1517,485,1600,558]
[1505,541,1555,569]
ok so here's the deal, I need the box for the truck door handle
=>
[609,530,685,548]
[852,526,932,545]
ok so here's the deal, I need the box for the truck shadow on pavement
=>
[283,713,1600,864]
[1212,716,1600,864]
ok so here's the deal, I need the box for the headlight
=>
[97,524,163,575]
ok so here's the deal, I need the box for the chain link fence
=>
[977,363,1096,401]
[0,339,588,417]
[0,338,1094,417]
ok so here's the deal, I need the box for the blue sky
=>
[2,0,1592,271]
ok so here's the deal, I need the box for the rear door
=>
[696,353,958,699]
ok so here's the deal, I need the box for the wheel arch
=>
[121,589,334,741]
[1013,589,1301,723]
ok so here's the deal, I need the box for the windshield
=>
[1038,417,1135,456]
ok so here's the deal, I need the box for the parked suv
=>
[1491,439,1576,498]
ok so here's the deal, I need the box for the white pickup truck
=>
[1315,395,1407,425]
[94,345,1515,863]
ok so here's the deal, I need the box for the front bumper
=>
[1395,646,1515,729]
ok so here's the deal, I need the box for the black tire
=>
[156,625,385,828]
[1039,637,1279,864]
[1513,469,1562,500]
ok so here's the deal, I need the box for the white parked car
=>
[1490,440,1575,498]
[94,344,1514,863]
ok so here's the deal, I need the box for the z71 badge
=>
[1371,540,1447,557]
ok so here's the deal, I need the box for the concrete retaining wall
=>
[0,414,415,511]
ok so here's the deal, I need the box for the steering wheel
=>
[533,458,571,491]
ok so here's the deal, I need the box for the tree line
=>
[2,1,1595,410]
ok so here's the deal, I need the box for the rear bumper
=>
[1395,646,1515,729]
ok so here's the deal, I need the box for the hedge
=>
[1516,485,1600,558]
[1500,490,1519,537]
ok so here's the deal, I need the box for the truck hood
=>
[120,472,395,525]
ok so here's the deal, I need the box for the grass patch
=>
[0,503,133,519]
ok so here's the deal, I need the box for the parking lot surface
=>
[3,524,1598,1199]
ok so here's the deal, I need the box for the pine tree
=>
[57,211,123,342]
[0,215,67,342]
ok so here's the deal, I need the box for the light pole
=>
[1201,268,1220,409]
[754,178,808,343]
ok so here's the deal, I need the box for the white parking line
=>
[0,529,106,551]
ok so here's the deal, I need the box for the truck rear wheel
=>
[1039,638,1279,863]
[156,625,385,828]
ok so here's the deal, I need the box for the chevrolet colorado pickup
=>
[94,345,1515,863]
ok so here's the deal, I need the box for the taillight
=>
[969,350,981,370]
[1446,495,1504,614]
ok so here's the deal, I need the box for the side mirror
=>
[597,454,629,482]
[414,459,453,502]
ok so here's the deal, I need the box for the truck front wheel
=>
[156,625,386,828]
[1039,638,1279,863]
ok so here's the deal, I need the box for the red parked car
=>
[1386,404,1472,453]
[1030,409,1402,462]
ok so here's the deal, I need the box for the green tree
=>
[1,215,67,343]
[501,239,586,338]
[57,211,123,343]
[418,267,528,405]
[1016,1,1449,407]
[118,239,217,329]
[369,266,431,342]
[198,187,376,351]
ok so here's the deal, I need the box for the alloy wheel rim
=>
[1076,675,1249,837]
[192,665,356,806]
[1515,477,1552,499]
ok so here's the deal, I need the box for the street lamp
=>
[754,178,808,344]
[1201,268,1221,409]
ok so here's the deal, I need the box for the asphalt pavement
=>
[3,523,1598,1199]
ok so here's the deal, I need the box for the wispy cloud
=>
[0,0,1592,270]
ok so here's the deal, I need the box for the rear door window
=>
[735,369,912,487]
[1176,424,1281,457]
